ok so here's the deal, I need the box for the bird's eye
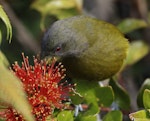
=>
[56,47,61,52]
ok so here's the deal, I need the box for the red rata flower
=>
[2,54,73,121]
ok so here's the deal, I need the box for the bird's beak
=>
[40,51,48,59]
[40,51,61,63]
[53,56,61,61]
[41,51,58,60]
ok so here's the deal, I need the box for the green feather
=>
[42,15,129,81]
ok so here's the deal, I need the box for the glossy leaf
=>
[0,63,34,121]
[83,102,99,116]
[73,79,99,104]
[137,78,150,108]
[74,79,114,106]
[73,79,114,117]
[109,79,130,110]
[103,110,123,121]
[0,5,12,42]
[31,0,81,29]
[57,110,74,121]
[32,0,77,11]
[73,79,100,115]
[129,109,150,121]
[75,0,83,11]
[143,89,150,109]
[70,89,84,105]
[117,18,147,34]
[95,86,114,107]
[125,41,149,65]
[75,115,97,121]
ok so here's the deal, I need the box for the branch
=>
[133,0,148,21]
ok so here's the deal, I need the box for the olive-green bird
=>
[41,15,129,81]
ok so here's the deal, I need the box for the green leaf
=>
[103,110,123,121]
[95,86,114,107]
[137,78,150,108]
[117,18,147,34]
[75,115,97,121]
[73,79,100,115]
[73,79,99,104]
[0,63,34,121]
[73,79,114,116]
[129,109,150,121]
[143,89,150,109]
[70,89,84,105]
[83,102,99,116]
[109,79,130,110]
[125,41,149,65]
[0,5,12,42]
[57,110,74,121]
[32,0,77,12]
[31,0,81,30]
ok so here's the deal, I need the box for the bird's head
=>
[41,19,88,59]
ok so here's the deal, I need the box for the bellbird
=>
[41,15,129,81]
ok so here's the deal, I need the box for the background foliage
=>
[1,0,150,121]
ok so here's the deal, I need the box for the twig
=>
[133,0,148,21]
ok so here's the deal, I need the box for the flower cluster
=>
[1,54,73,121]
